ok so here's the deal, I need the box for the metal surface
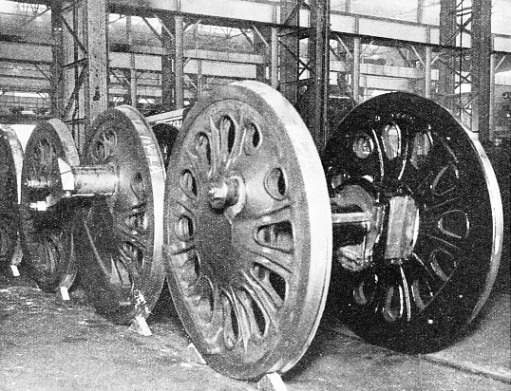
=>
[164,81,332,380]
[20,119,80,292]
[0,126,23,276]
[151,123,179,169]
[323,92,504,353]
[74,105,166,324]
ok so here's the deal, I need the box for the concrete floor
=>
[0,266,509,391]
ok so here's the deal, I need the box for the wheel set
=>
[0,82,503,381]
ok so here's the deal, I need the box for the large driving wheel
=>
[164,81,332,379]
[74,106,166,324]
[0,126,23,276]
[323,92,503,353]
[20,119,79,292]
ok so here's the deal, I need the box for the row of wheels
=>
[0,81,504,380]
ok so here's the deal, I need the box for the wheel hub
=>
[384,195,420,261]
[208,177,240,211]
[332,184,384,272]
[196,196,236,285]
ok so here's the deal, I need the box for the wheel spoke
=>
[238,238,292,280]
[226,115,247,170]
[229,288,253,352]
[208,115,224,177]
[241,269,280,328]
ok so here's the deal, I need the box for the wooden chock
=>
[187,343,206,365]
[59,286,71,301]
[129,315,152,336]
[10,265,20,277]
[257,373,288,391]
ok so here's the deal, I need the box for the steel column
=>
[50,1,64,117]
[489,52,496,140]
[471,0,492,142]
[425,46,432,98]
[160,15,175,110]
[438,0,457,112]
[271,27,279,89]
[307,0,330,150]
[279,0,300,104]
[175,15,184,109]
[55,0,108,151]
[417,0,425,24]
[352,37,361,103]
[84,0,108,142]
[126,16,137,107]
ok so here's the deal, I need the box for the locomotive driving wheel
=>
[0,126,23,276]
[74,106,166,324]
[20,119,80,292]
[164,81,332,380]
[323,92,503,353]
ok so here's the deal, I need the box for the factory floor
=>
[0,260,509,391]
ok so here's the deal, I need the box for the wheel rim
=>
[323,92,503,352]
[164,81,332,379]
[75,105,166,323]
[20,119,79,291]
[0,126,23,274]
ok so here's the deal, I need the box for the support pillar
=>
[417,0,425,24]
[279,0,300,104]
[55,0,108,151]
[160,15,175,110]
[352,37,361,103]
[175,15,184,109]
[197,60,203,99]
[307,0,330,150]
[471,0,492,142]
[271,27,279,89]
[127,16,137,108]
[489,52,496,140]
[50,1,64,117]
[438,0,457,112]
[424,46,432,98]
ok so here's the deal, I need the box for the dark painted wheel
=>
[20,119,79,292]
[164,81,332,380]
[323,92,504,353]
[0,126,23,276]
[74,106,166,324]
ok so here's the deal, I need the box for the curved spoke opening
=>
[92,128,117,162]
[180,169,198,199]
[256,221,293,253]
[411,277,434,311]
[428,247,456,282]
[353,273,378,306]
[244,121,262,153]
[382,284,404,322]
[265,167,287,200]
[222,292,240,350]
